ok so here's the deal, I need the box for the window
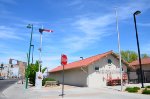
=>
[108,59,112,64]
[95,67,99,71]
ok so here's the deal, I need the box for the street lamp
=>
[31,45,34,64]
[133,10,144,88]
[26,24,33,89]
[80,57,84,60]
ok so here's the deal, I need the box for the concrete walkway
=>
[3,82,150,99]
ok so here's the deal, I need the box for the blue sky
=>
[0,0,150,70]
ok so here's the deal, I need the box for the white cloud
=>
[0,0,17,5]
[138,23,150,27]
[0,26,23,40]
[68,0,82,6]
[60,0,150,54]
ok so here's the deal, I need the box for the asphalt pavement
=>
[0,79,17,99]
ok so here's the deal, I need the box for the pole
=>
[62,64,65,97]
[133,13,144,88]
[31,45,34,64]
[26,24,33,89]
[115,8,123,91]
[39,31,43,72]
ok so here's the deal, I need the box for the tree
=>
[121,50,138,63]
[141,54,149,58]
[28,61,46,86]
[121,50,149,63]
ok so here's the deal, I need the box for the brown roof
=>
[129,57,150,66]
[50,50,128,73]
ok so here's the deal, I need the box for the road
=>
[0,79,17,99]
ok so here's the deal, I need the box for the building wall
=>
[129,64,150,83]
[87,54,127,88]
[18,61,26,78]
[50,67,88,87]
[0,64,13,79]
[50,54,127,88]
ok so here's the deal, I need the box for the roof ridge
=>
[50,50,113,72]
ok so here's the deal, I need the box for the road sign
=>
[61,54,67,65]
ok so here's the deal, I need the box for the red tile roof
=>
[50,50,128,73]
[129,57,150,66]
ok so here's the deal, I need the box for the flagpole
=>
[115,8,123,91]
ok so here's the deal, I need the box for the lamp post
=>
[80,57,84,60]
[133,10,144,88]
[31,45,34,64]
[26,24,33,89]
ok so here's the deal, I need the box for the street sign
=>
[60,54,67,97]
[61,54,67,65]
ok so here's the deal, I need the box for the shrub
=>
[142,88,150,94]
[133,87,140,90]
[146,86,150,88]
[125,87,139,93]
[42,78,56,86]
[125,87,132,91]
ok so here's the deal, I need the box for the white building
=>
[0,64,13,79]
[49,51,128,88]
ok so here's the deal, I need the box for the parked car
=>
[0,76,5,80]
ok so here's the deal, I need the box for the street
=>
[0,79,17,99]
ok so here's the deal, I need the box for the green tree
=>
[141,54,149,58]
[28,61,46,86]
[121,50,138,63]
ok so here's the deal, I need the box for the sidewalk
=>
[3,82,150,99]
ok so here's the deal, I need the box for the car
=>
[0,76,5,80]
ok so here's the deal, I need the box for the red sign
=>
[61,54,67,65]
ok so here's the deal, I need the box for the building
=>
[49,51,128,88]
[17,61,26,79]
[0,61,27,79]
[11,61,27,78]
[129,57,150,83]
[0,64,13,79]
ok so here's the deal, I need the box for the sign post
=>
[60,54,67,97]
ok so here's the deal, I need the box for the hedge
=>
[142,88,150,94]
[125,87,140,93]
[42,78,56,86]
[146,86,150,88]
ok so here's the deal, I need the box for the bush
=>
[42,78,56,86]
[125,87,132,91]
[146,86,150,88]
[125,87,139,93]
[142,88,150,94]
[133,87,140,90]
